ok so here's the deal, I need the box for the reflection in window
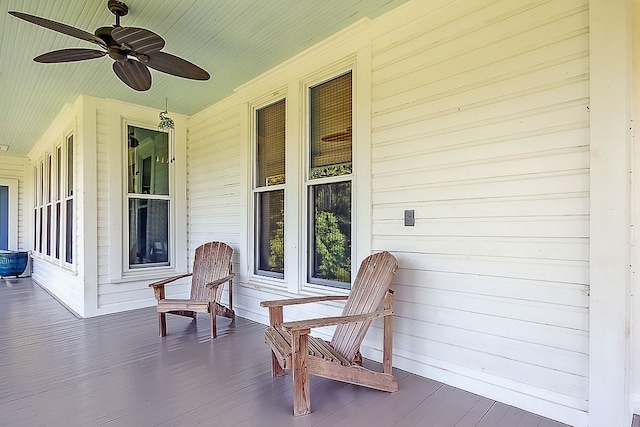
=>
[257,190,284,275]
[128,199,169,266]
[127,125,170,268]
[309,182,351,285]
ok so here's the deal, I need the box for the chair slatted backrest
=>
[190,242,233,301]
[330,251,398,362]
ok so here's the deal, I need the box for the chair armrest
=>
[205,273,235,288]
[260,295,348,308]
[280,309,393,332]
[148,273,192,288]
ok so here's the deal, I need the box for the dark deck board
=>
[0,278,569,426]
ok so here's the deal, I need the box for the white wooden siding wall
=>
[188,97,242,308]
[370,0,589,424]
[96,108,111,302]
[0,156,27,249]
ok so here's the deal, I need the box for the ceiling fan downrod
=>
[108,0,128,27]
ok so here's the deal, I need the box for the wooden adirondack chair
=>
[260,251,399,416]
[149,241,235,339]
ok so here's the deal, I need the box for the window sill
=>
[242,279,350,302]
[113,267,184,284]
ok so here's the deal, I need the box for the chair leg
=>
[215,303,235,322]
[268,306,286,377]
[271,351,285,377]
[210,311,217,339]
[291,330,311,416]
[383,290,394,374]
[158,312,167,337]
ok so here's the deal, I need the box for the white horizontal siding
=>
[188,102,243,251]
[95,108,111,292]
[370,0,589,424]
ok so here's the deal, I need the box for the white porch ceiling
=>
[0,0,409,158]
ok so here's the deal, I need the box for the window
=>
[54,146,62,260]
[45,153,52,256]
[254,99,286,278]
[33,135,73,266]
[250,71,354,290]
[33,164,40,252]
[126,125,170,268]
[64,135,73,264]
[307,72,352,288]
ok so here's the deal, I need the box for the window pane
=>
[256,99,286,187]
[34,166,38,205]
[46,154,52,203]
[257,190,284,276]
[55,202,61,260]
[38,206,43,254]
[127,125,169,196]
[310,72,352,179]
[40,161,44,205]
[128,198,169,267]
[56,147,61,201]
[45,205,51,256]
[33,210,37,249]
[309,182,351,286]
[66,136,73,197]
[65,199,73,263]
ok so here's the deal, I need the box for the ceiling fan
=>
[9,0,210,91]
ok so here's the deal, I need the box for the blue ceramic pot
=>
[0,251,29,277]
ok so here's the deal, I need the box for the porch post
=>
[589,0,632,425]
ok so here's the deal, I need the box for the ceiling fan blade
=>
[112,59,152,91]
[9,11,107,49]
[34,48,106,63]
[111,27,165,54]
[141,51,210,81]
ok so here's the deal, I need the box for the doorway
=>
[0,179,18,250]
[0,185,7,250]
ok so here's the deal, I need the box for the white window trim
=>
[106,100,188,283]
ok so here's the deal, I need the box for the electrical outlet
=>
[404,210,415,226]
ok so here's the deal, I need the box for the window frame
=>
[250,95,288,281]
[54,144,62,261]
[304,70,354,290]
[63,133,74,267]
[32,132,75,269]
[122,120,174,273]
[246,59,368,294]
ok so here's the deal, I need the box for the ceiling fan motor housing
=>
[108,1,128,17]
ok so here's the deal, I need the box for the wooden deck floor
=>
[0,278,569,427]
